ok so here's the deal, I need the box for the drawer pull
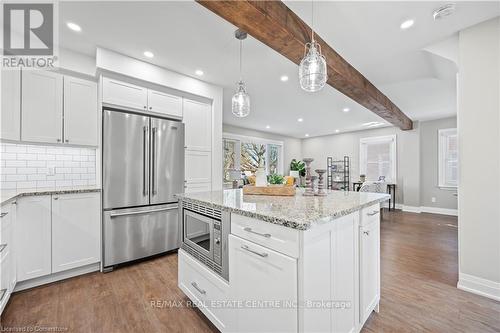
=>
[0,289,6,303]
[0,244,7,254]
[243,227,271,238]
[191,282,206,295]
[367,210,379,216]
[363,230,370,236]
[0,212,8,218]
[241,244,268,258]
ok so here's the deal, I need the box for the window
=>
[438,128,458,188]
[359,135,397,183]
[223,133,284,184]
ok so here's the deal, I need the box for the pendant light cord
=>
[311,0,315,42]
[239,39,243,81]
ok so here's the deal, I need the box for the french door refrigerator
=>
[102,108,184,269]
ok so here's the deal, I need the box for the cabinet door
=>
[16,196,52,282]
[21,71,63,143]
[52,193,100,273]
[1,69,21,140]
[183,99,211,151]
[360,218,380,325]
[185,183,211,194]
[102,77,148,111]
[147,89,182,118]
[185,150,211,192]
[64,76,98,146]
[229,234,298,332]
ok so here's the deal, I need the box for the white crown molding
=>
[458,272,500,302]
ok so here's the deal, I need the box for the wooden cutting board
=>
[243,185,296,196]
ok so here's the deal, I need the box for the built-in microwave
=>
[180,201,229,280]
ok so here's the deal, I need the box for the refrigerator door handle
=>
[152,127,157,196]
[143,126,148,196]
[110,206,178,218]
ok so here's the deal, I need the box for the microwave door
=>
[150,118,185,205]
[103,110,150,209]
[183,210,214,259]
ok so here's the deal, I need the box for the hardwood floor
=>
[3,210,500,332]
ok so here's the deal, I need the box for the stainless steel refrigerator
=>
[102,108,184,270]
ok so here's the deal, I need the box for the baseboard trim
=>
[14,262,100,292]
[457,272,500,301]
[402,205,422,213]
[421,206,458,216]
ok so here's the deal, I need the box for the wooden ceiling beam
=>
[197,0,413,130]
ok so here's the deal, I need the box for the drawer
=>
[0,250,12,315]
[178,249,232,332]
[231,213,299,258]
[360,203,380,226]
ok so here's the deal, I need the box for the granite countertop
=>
[177,188,390,230]
[1,186,101,206]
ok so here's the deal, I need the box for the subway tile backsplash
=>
[0,143,97,190]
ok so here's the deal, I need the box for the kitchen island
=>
[177,189,389,333]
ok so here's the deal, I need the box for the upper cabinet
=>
[102,77,183,119]
[183,99,212,151]
[147,89,182,118]
[16,70,98,146]
[64,76,98,146]
[102,77,148,111]
[21,71,63,143]
[1,70,21,141]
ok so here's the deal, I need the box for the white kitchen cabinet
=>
[147,89,183,118]
[185,183,211,194]
[51,193,100,273]
[359,217,380,325]
[102,77,148,111]
[183,99,212,151]
[0,200,17,315]
[21,71,63,143]
[229,234,298,333]
[16,195,52,282]
[185,150,211,184]
[63,76,98,146]
[1,69,21,141]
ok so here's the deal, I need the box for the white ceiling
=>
[59,1,500,138]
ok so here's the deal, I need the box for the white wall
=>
[223,124,302,175]
[457,17,500,301]
[1,143,97,189]
[301,124,421,207]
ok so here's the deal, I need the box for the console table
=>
[353,182,396,211]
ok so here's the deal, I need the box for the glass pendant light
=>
[299,0,327,92]
[232,29,250,118]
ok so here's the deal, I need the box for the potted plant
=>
[267,173,285,186]
[289,159,305,178]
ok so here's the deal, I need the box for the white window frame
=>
[438,128,458,189]
[222,132,284,175]
[359,135,397,184]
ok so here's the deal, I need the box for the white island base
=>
[178,200,381,333]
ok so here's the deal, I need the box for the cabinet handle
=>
[53,197,59,200]
[0,212,8,218]
[11,201,17,205]
[0,289,6,303]
[0,244,7,254]
[363,230,370,236]
[149,106,152,110]
[57,139,61,142]
[65,139,69,143]
[191,282,206,295]
[367,210,379,216]
[243,227,271,238]
[241,244,268,258]
[143,106,147,109]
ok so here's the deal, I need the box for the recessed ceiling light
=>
[305,134,310,137]
[66,22,81,32]
[280,75,289,82]
[143,51,154,58]
[400,19,415,30]
[195,70,204,76]
[266,125,270,129]
[342,108,350,113]
[335,129,340,133]
[297,118,304,122]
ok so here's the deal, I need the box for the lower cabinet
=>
[16,195,52,282]
[228,234,298,333]
[51,193,100,273]
[359,217,380,325]
[0,200,18,314]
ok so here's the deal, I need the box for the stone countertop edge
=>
[1,187,101,207]
[176,194,390,231]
